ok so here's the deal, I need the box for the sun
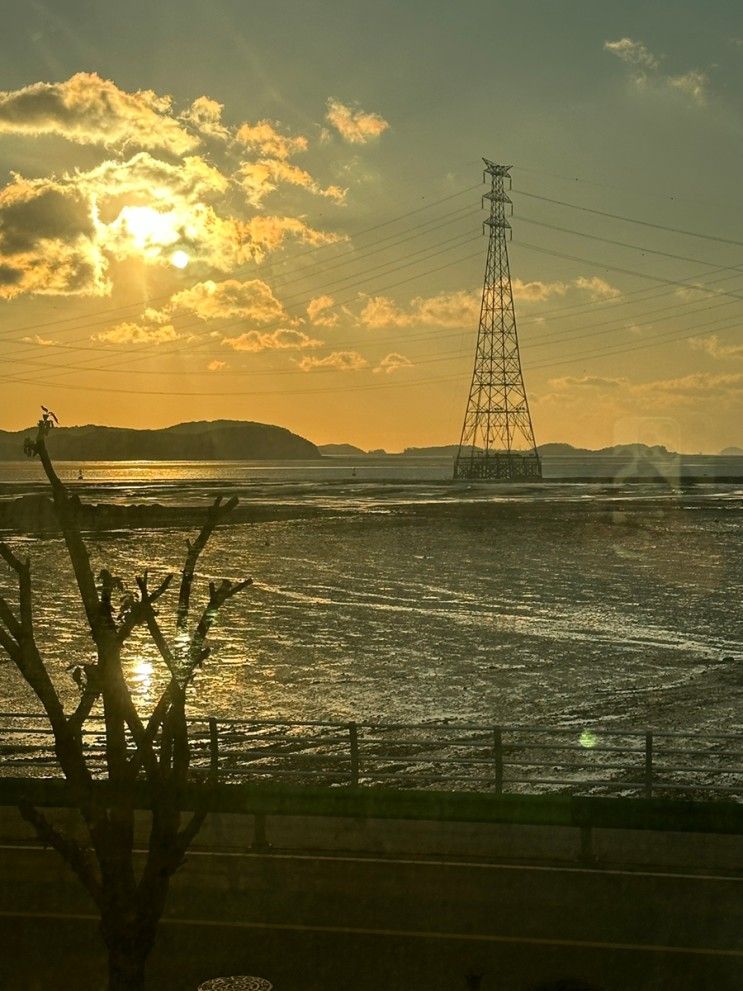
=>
[170,249,190,269]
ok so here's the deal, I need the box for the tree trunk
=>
[104,922,155,991]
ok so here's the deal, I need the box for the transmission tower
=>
[454,160,541,481]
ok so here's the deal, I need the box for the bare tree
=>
[0,411,251,990]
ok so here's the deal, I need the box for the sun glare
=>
[119,205,181,256]
[170,249,190,269]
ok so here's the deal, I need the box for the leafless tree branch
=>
[176,495,238,631]
[18,801,103,907]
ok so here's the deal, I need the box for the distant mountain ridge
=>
[322,441,689,458]
[0,420,320,461]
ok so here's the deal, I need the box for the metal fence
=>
[0,712,741,801]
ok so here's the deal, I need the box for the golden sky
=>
[1,1,743,453]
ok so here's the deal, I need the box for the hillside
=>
[0,420,320,461]
[318,443,368,456]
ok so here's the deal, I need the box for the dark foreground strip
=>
[3,843,743,883]
[2,780,742,835]
[1,911,741,958]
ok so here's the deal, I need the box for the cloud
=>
[603,38,709,106]
[603,38,660,70]
[573,276,621,300]
[374,352,412,374]
[77,152,246,271]
[307,295,340,327]
[0,83,347,296]
[512,279,569,302]
[359,290,479,329]
[0,73,197,153]
[548,375,627,391]
[298,350,367,371]
[643,371,743,399]
[325,99,389,144]
[237,158,346,207]
[207,359,228,371]
[181,96,231,141]
[94,322,180,345]
[675,283,710,302]
[222,328,323,352]
[357,278,619,329]
[235,120,308,159]
[667,70,709,105]
[238,215,345,262]
[81,150,230,202]
[21,334,58,346]
[167,278,289,324]
[0,172,109,299]
[689,334,743,359]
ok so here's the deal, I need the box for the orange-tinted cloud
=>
[21,334,58,346]
[359,290,479,328]
[94,322,180,345]
[222,328,323,352]
[374,352,412,374]
[325,99,389,144]
[237,158,346,207]
[512,279,569,302]
[181,96,231,141]
[306,295,340,327]
[0,81,346,297]
[0,172,109,299]
[689,334,743,360]
[0,73,197,153]
[168,278,289,323]
[298,350,367,371]
[239,215,345,262]
[235,120,308,159]
[573,276,621,300]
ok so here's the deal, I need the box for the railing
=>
[0,713,741,801]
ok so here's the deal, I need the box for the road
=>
[1,843,741,990]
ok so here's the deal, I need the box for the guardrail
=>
[0,713,740,801]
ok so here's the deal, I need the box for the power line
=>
[517,241,743,302]
[9,293,743,396]
[513,189,743,250]
[526,310,743,373]
[515,163,743,216]
[8,243,743,383]
[516,215,743,272]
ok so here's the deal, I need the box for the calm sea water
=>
[2,452,743,487]
[0,463,741,735]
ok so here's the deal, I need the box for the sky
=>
[0,0,742,452]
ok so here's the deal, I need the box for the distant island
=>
[0,420,320,461]
[319,441,692,459]
[2,421,741,463]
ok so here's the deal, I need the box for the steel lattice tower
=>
[454,160,541,481]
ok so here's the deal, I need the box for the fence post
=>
[348,721,359,786]
[208,717,219,779]
[644,731,653,799]
[493,726,504,796]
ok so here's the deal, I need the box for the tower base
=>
[453,453,542,481]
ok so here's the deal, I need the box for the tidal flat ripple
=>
[1,488,742,735]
